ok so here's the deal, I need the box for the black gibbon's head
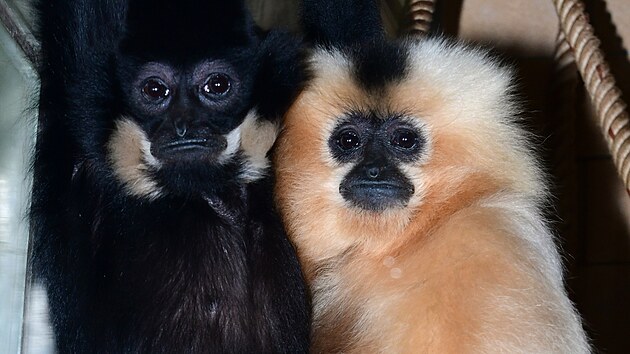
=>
[275,0,543,253]
[106,0,298,199]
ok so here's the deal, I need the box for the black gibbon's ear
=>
[301,0,384,47]
[252,31,309,120]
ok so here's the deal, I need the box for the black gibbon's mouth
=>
[163,138,211,151]
[152,136,228,161]
[340,181,414,211]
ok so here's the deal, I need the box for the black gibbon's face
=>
[107,54,261,200]
[329,112,424,211]
[125,60,249,164]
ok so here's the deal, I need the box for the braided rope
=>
[408,0,435,35]
[553,0,630,194]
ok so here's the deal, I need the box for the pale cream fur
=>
[107,118,163,200]
[274,38,589,353]
[239,109,280,182]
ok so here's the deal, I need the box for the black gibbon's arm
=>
[30,0,309,352]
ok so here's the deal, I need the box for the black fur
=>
[30,0,309,352]
[301,0,383,46]
[302,0,407,91]
[351,42,409,91]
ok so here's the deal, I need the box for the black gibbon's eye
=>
[391,129,418,149]
[203,73,231,96]
[336,129,361,151]
[142,79,170,101]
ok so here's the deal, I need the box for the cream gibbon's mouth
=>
[340,180,414,211]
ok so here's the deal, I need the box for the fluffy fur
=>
[274,0,589,352]
[30,0,309,352]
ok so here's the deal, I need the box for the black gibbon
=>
[30,0,309,352]
[274,0,590,352]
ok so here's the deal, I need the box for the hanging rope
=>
[408,0,435,35]
[553,0,630,194]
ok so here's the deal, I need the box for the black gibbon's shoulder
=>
[30,0,310,352]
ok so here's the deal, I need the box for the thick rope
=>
[553,0,630,194]
[408,0,435,35]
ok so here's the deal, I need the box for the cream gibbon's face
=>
[274,38,543,263]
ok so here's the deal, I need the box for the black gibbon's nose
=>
[367,166,380,179]
[174,119,188,137]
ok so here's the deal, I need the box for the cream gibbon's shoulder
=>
[275,33,590,354]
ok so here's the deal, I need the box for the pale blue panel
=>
[0,3,39,352]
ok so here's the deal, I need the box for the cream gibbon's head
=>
[274,0,544,261]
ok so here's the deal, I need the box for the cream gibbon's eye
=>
[336,129,361,150]
[142,79,170,101]
[203,73,232,96]
[390,128,418,150]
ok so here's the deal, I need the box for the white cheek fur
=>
[107,117,163,200]
[238,109,280,182]
[218,125,242,164]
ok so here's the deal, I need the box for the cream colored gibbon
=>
[273,0,590,352]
